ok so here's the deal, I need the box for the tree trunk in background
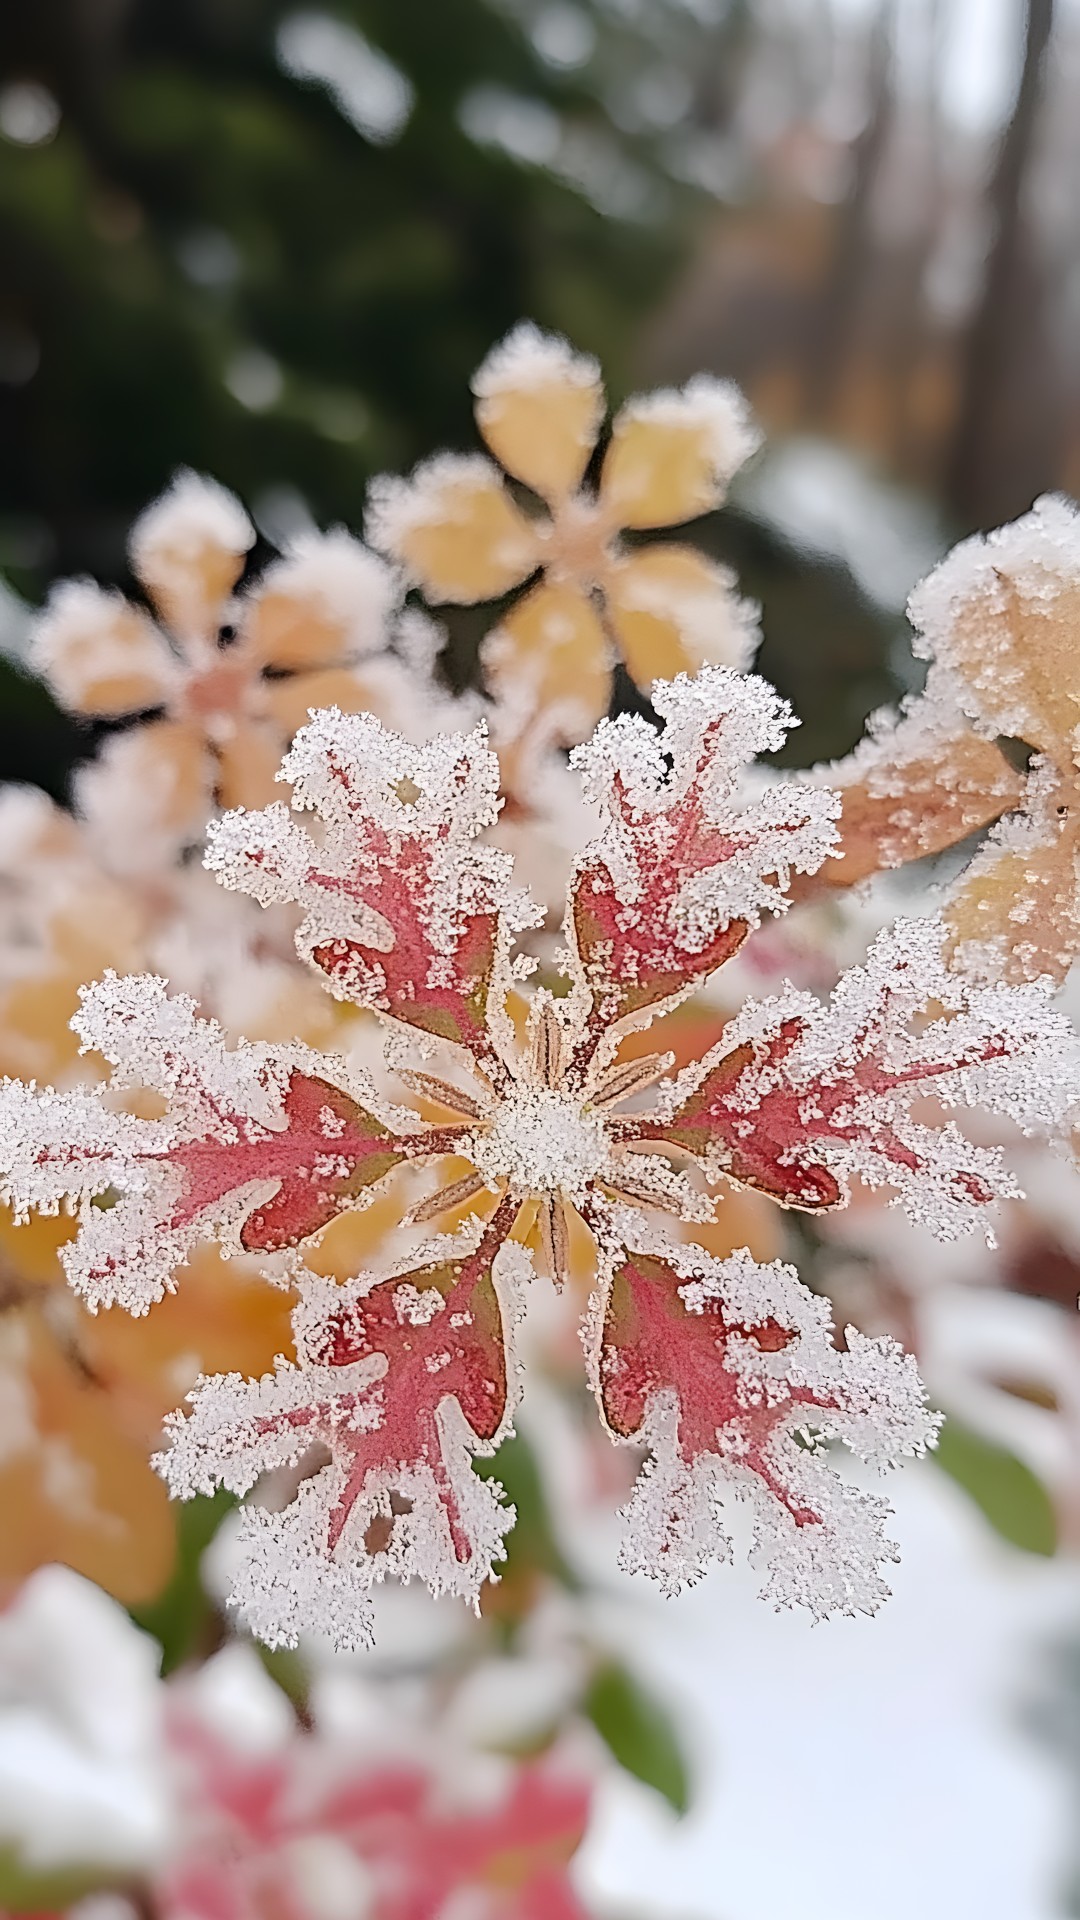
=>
[805,0,896,418]
[945,0,1060,533]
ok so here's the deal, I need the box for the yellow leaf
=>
[214,718,285,812]
[473,325,604,502]
[369,457,540,603]
[81,1244,294,1423]
[130,471,253,643]
[244,588,351,672]
[793,724,1026,898]
[0,1313,176,1607]
[946,822,1080,985]
[34,585,178,719]
[600,379,758,530]
[605,544,757,691]
[481,581,611,744]
[909,500,1080,764]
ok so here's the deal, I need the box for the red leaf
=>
[592,1237,937,1615]
[168,1069,411,1253]
[566,673,839,1070]
[628,918,1064,1232]
[216,1075,405,1251]
[306,1221,515,1566]
[206,712,535,1071]
[569,788,749,1030]
[634,1023,844,1212]
[161,1201,525,1630]
[601,1250,821,1527]
[311,905,499,1058]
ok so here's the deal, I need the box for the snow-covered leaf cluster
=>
[3,661,1075,1648]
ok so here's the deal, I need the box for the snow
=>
[0,1568,171,1875]
[472,321,602,401]
[577,1456,1078,1920]
[129,469,253,590]
[256,529,398,657]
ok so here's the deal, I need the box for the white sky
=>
[827,0,1029,134]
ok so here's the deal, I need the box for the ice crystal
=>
[2,666,1073,1645]
[368,321,761,746]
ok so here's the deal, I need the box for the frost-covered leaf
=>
[243,528,397,670]
[592,1233,937,1617]
[0,973,423,1312]
[157,1218,529,1647]
[566,669,839,1052]
[207,707,541,1066]
[159,1696,593,1920]
[906,499,1080,983]
[129,468,254,642]
[604,545,760,692]
[370,327,761,754]
[28,471,409,851]
[32,581,180,719]
[792,688,1025,897]
[945,767,1080,986]
[368,452,540,602]
[472,321,605,502]
[4,663,1038,1644]
[908,493,1080,760]
[481,580,613,748]
[600,377,760,530]
[641,917,1078,1238]
[794,503,1080,979]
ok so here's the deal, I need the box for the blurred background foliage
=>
[7,0,1072,789]
[0,0,1075,948]
[0,0,685,590]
